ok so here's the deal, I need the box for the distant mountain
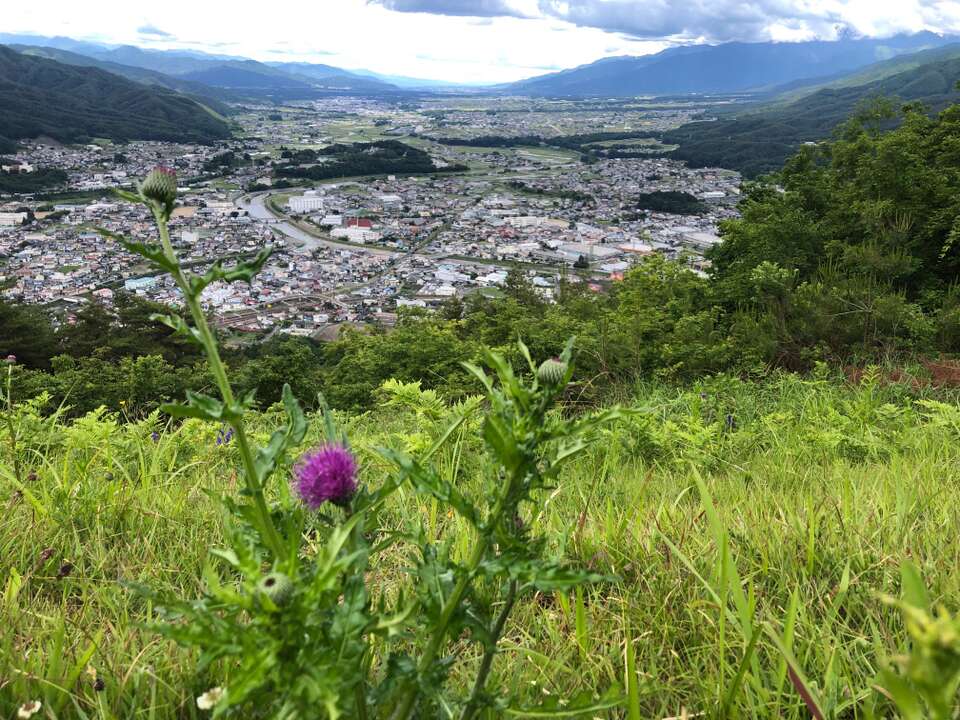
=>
[504,32,958,96]
[0,33,111,57]
[10,45,238,112]
[0,45,231,146]
[345,68,477,89]
[266,62,397,91]
[0,34,402,99]
[661,51,960,177]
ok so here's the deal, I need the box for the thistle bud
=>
[258,572,294,606]
[537,358,567,386]
[140,167,177,208]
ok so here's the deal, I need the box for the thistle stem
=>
[391,479,515,720]
[153,205,285,560]
[459,579,519,720]
[3,365,23,486]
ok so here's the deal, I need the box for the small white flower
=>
[18,700,42,719]
[196,686,225,711]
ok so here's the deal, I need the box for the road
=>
[237,192,398,257]
[235,188,586,281]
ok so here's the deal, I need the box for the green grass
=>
[3,371,960,717]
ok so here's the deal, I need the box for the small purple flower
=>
[294,444,357,509]
[151,431,160,443]
[5,354,15,365]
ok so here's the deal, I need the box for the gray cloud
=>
[535,0,845,42]
[372,0,959,44]
[369,0,529,18]
[137,23,173,37]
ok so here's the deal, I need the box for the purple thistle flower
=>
[294,444,357,509]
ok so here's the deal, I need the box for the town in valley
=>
[0,96,742,339]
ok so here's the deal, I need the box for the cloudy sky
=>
[3,0,959,82]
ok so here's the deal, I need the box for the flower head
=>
[5,354,16,365]
[258,571,294,606]
[141,166,178,211]
[18,701,41,719]
[294,444,357,509]
[537,357,567,386]
[196,687,224,711]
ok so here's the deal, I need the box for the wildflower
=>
[215,426,234,446]
[294,444,358,509]
[537,357,567,386]
[258,572,294,606]
[26,470,37,482]
[141,166,178,208]
[5,354,15,364]
[94,678,105,692]
[151,431,160,443]
[17,700,41,719]
[57,562,73,579]
[196,686,224,711]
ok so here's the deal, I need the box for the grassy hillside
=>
[0,45,231,146]
[4,370,960,717]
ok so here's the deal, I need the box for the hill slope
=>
[10,44,238,113]
[506,32,956,96]
[662,54,960,176]
[0,45,231,146]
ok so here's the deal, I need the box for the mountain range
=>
[503,32,958,96]
[2,30,960,170]
[0,45,231,149]
[661,44,960,176]
[0,33,402,100]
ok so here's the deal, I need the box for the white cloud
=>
[1,0,958,82]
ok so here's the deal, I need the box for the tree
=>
[0,301,58,369]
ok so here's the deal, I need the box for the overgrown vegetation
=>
[6,366,960,717]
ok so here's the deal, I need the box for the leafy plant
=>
[98,169,626,718]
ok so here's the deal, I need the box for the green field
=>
[3,370,959,717]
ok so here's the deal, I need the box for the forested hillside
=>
[664,56,960,176]
[0,45,231,145]
[11,44,238,111]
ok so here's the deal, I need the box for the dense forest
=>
[0,167,67,193]
[635,190,707,214]
[274,140,467,181]
[428,130,664,162]
[0,45,231,146]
